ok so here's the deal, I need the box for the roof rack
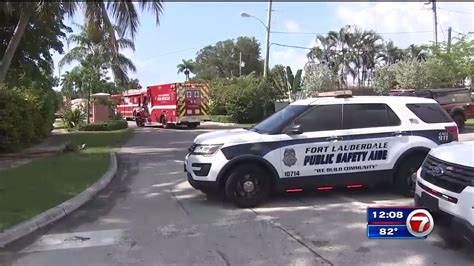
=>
[316,90,353,98]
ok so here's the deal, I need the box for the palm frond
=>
[117,53,137,73]
[139,1,163,25]
[59,47,88,67]
[107,1,139,39]
[117,38,135,51]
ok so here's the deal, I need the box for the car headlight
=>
[191,144,223,156]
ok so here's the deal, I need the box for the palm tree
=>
[0,1,163,83]
[59,24,136,84]
[177,59,195,81]
[406,44,429,61]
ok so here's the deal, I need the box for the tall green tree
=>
[0,2,76,83]
[0,2,72,86]
[193,36,263,80]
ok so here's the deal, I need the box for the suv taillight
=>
[446,125,459,141]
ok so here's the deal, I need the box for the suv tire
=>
[225,163,271,208]
[394,155,426,197]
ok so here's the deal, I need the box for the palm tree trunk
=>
[0,8,33,83]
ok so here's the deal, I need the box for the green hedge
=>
[0,87,57,152]
[210,115,235,123]
[78,120,128,131]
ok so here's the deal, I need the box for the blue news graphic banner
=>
[367,225,414,239]
[367,207,434,239]
[367,207,416,224]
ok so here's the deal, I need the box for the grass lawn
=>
[466,118,474,127]
[0,129,131,232]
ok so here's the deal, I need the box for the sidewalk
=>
[0,129,71,171]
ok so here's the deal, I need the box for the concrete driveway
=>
[0,124,473,265]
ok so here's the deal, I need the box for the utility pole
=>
[426,0,438,45]
[263,0,272,79]
[447,27,452,53]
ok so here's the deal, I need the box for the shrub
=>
[109,112,124,121]
[78,123,109,131]
[78,120,128,131]
[0,84,61,152]
[209,75,278,123]
[62,108,86,129]
[107,120,128,130]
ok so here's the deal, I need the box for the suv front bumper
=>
[415,168,474,239]
[184,151,229,189]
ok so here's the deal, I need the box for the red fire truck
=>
[112,89,146,120]
[133,82,210,128]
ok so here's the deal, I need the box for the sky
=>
[52,1,474,88]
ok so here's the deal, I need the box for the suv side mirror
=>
[286,124,302,135]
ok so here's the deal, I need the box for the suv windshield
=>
[250,105,310,134]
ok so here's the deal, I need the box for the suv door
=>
[341,103,406,175]
[279,104,348,178]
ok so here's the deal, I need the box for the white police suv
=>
[415,141,474,241]
[185,92,459,207]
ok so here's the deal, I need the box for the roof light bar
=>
[316,90,352,98]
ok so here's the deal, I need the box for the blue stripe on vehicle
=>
[220,129,450,160]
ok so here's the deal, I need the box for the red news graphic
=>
[367,206,435,239]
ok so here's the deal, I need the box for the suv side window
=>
[343,103,401,129]
[293,104,343,132]
[406,103,452,123]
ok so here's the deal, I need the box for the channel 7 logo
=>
[406,209,434,238]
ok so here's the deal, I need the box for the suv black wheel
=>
[394,155,426,197]
[224,164,272,208]
[452,114,465,131]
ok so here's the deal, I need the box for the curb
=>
[0,152,118,247]
[0,141,71,159]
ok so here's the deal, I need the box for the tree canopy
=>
[192,36,263,80]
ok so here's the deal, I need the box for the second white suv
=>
[185,93,459,207]
[415,141,474,242]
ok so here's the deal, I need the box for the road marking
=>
[20,229,129,253]
[120,169,129,182]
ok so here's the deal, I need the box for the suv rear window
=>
[406,103,453,123]
[343,103,401,129]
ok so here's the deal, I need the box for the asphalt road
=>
[1,124,473,266]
